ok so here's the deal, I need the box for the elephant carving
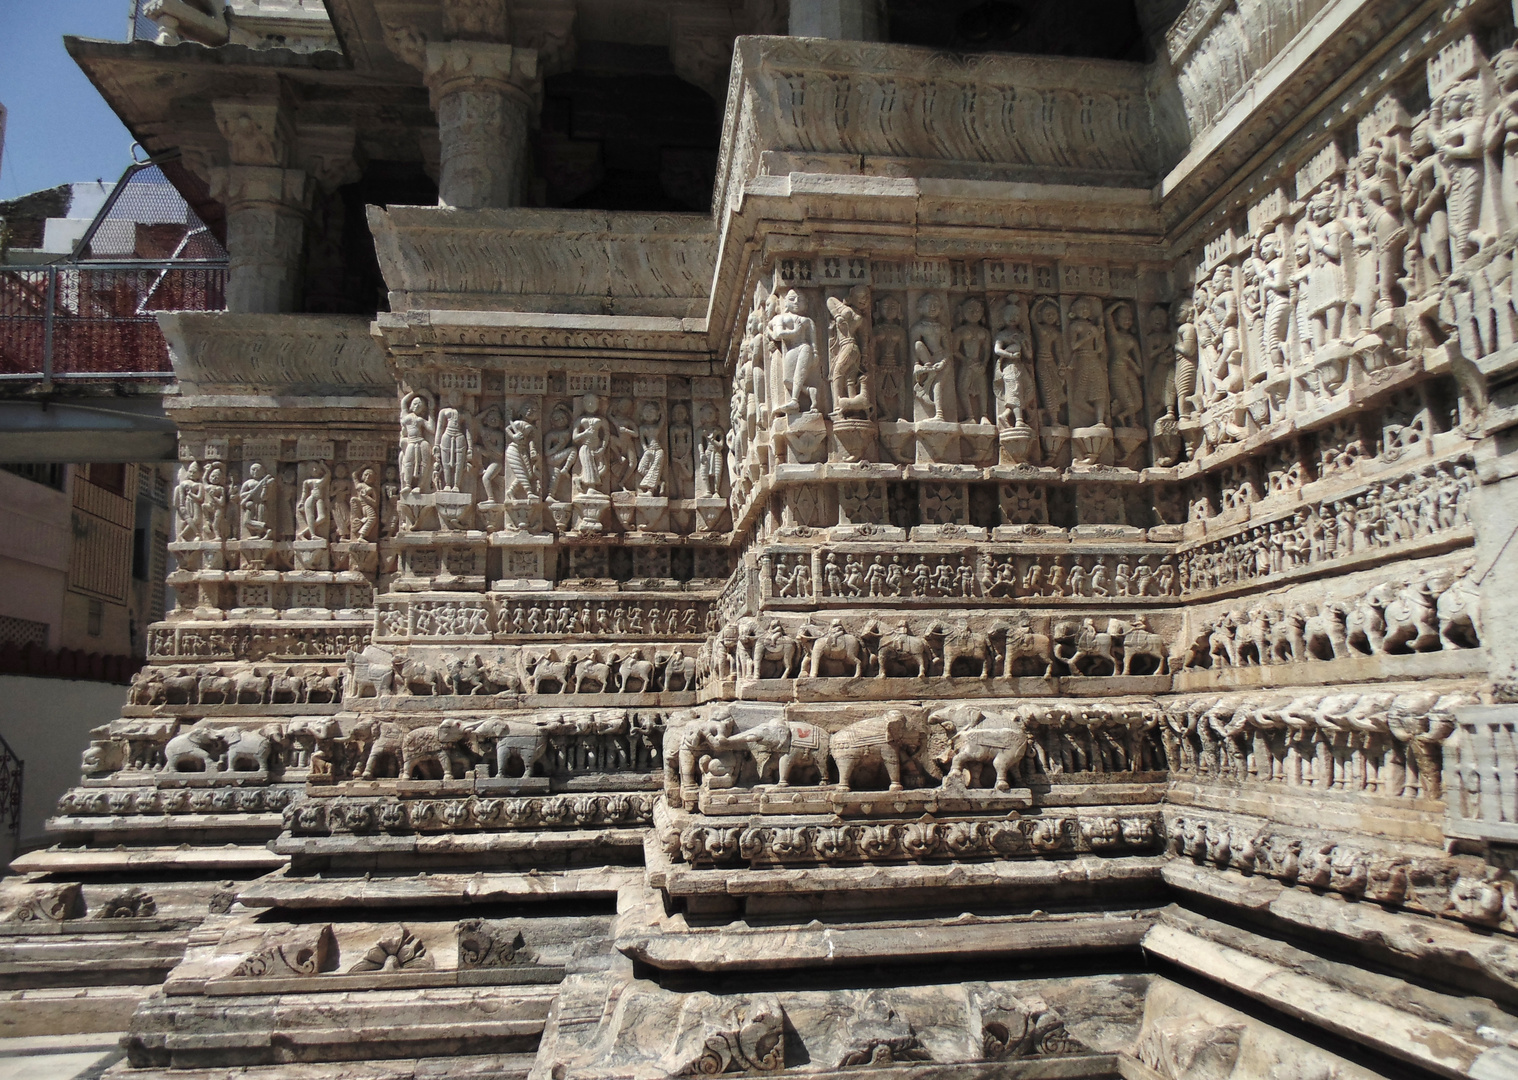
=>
[164,726,229,773]
[400,718,474,780]
[663,710,737,806]
[224,725,283,774]
[466,716,550,778]
[830,710,951,792]
[729,719,831,786]
[933,706,1030,791]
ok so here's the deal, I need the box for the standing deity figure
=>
[1105,301,1144,428]
[398,393,435,496]
[608,397,640,493]
[1487,48,1518,236]
[329,463,352,539]
[769,289,823,415]
[635,402,667,496]
[872,295,908,420]
[953,296,993,424]
[1432,80,1486,272]
[350,466,380,542]
[432,402,473,493]
[1355,143,1410,318]
[296,460,331,541]
[571,397,611,496]
[1202,263,1243,403]
[1172,298,1198,419]
[1403,117,1451,297]
[1303,186,1353,352]
[545,403,575,503]
[668,404,695,500]
[1143,306,1177,419]
[238,462,275,541]
[696,404,724,498]
[1253,231,1293,374]
[826,286,872,418]
[911,294,954,421]
[994,295,1036,429]
[174,461,205,542]
[1065,296,1110,427]
[1030,296,1068,425]
[201,460,228,541]
[502,403,542,500]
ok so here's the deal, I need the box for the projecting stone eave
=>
[159,312,398,425]
[367,205,716,321]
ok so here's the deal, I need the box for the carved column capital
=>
[421,40,539,108]
[211,97,295,168]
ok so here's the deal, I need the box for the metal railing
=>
[0,730,21,861]
[0,263,226,381]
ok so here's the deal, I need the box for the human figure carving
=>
[238,462,275,541]
[769,289,822,415]
[911,294,954,421]
[1172,299,1198,419]
[1105,301,1144,428]
[994,294,1036,430]
[1066,296,1110,427]
[635,402,666,496]
[296,461,331,541]
[202,461,228,541]
[1031,297,1068,425]
[827,286,872,419]
[571,396,610,497]
[432,403,472,493]
[350,467,380,542]
[175,461,205,542]
[501,402,542,500]
[398,393,435,496]
[1431,80,1486,271]
[953,296,992,424]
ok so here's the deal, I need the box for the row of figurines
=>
[1180,566,1482,670]
[395,386,729,534]
[1181,40,1518,441]
[82,682,1479,804]
[730,270,1447,484]
[171,447,733,556]
[767,549,1182,602]
[734,280,1177,474]
[664,685,1480,810]
[1178,459,1475,593]
[704,612,1177,683]
[82,708,673,781]
[1160,687,1479,801]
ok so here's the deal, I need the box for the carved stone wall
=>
[13,2,1518,1078]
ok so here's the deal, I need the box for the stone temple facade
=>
[10,0,1518,1076]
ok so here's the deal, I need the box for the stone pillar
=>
[788,0,887,41]
[216,168,309,313]
[210,99,310,314]
[423,41,538,209]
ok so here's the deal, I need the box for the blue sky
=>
[0,1,138,200]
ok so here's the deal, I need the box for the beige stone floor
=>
[0,1035,122,1080]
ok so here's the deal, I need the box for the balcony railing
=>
[0,263,227,381]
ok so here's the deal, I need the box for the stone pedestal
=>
[1070,424,1113,467]
[829,417,878,463]
[914,419,961,465]
[999,423,1036,465]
